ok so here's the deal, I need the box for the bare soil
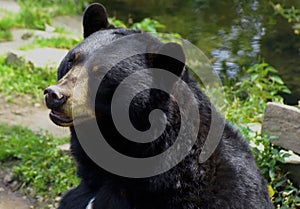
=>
[0,166,33,209]
[0,97,69,138]
[0,97,69,209]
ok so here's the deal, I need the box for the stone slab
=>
[6,48,68,68]
[52,15,82,36]
[262,102,300,154]
[0,0,20,13]
[0,28,78,56]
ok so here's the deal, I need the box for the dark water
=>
[98,0,300,104]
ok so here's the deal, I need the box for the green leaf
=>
[266,66,278,73]
[250,73,259,81]
[275,179,286,188]
[282,88,292,94]
[270,75,284,84]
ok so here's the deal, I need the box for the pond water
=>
[98,0,300,104]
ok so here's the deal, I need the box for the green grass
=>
[0,11,20,42]
[0,0,85,41]
[0,11,21,29]
[0,55,56,102]
[0,123,78,201]
[0,29,13,42]
[16,0,83,30]
[20,36,82,50]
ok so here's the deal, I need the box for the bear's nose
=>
[44,86,67,109]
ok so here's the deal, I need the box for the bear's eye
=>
[66,52,80,71]
[67,58,73,70]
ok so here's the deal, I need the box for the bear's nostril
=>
[50,91,59,100]
[44,88,64,99]
[44,86,66,108]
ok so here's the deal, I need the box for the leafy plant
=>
[225,63,291,123]
[131,18,165,33]
[131,18,181,42]
[271,2,300,35]
[272,3,300,23]
[109,17,127,28]
[224,62,299,208]
[0,123,78,202]
[239,127,300,209]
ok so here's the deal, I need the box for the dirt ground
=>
[0,97,69,209]
[0,169,33,209]
[0,97,69,138]
[0,184,32,209]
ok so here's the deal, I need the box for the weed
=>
[224,63,299,208]
[0,11,19,42]
[16,0,82,30]
[239,127,300,209]
[0,123,78,200]
[0,55,56,102]
[271,2,300,35]
[0,29,13,42]
[20,37,82,50]
[224,63,291,123]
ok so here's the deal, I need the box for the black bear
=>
[44,3,273,209]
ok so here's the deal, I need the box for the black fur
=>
[54,3,273,209]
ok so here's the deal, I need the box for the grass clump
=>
[0,11,20,42]
[20,36,82,50]
[0,123,78,201]
[0,29,13,42]
[16,0,83,30]
[0,55,56,102]
[0,0,85,41]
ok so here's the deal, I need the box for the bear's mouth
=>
[49,110,73,127]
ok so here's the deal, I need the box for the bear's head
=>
[44,3,187,125]
[44,3,199,159]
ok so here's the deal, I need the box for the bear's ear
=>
[151,42,186,77]
[83,3,114,38]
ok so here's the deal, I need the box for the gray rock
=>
[262,102,300,154]
[0,0,20,14]
[9,180,19,191]
[5,51,24,66]
[6,48,68,68]
[52,15,82,36]
[57,144,70,154]
[3,173,14,185]
[0,0,20,20]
